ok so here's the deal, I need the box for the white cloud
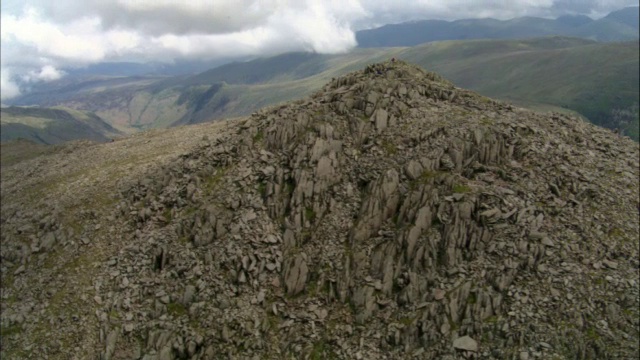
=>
[1,7,141,63]
[0,0,367,82]
[23,65,65,82]
[0,0,636,100]
[1,69,21,101]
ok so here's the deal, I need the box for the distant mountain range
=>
[62,58,238,78]
[34,6,639,81]
[3,8,638,144]
[356,6,639,47]
[7,36,638,141]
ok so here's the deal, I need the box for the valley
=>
[6,37,639,141]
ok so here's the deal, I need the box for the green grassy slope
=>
[172,48,398,124]
[180,52,330,86]
[0,107,123,144]
[179,37,638,139]
[0,139,51,168]
[10,76,174,133]
[398,38,639,138]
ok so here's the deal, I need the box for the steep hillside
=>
[356,7,640,47]
[1,61,638,359]
[164,38,640,140]
[179,52,331,86]
[0,106,122,145]
[7,49,393,131]
[10,76,174,133]
[399,38,640,139]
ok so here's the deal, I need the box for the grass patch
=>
[0,324,22,337]
[310,339,336,360]
[0,139,50,167]
[585,327,600,341]
[2,273,16,288]
[381,140,397,155]
[419,170,442,182]
[484,315,499,324]
[178,236,189,245]
[253,129,264,143]
[285,179,296,194]
[497,169,511,181]
[399,316,414,326]
[410,170,444,190]
[202,166,229,193]
[622,308,635,316]
[608,227,624,238]
[166,302,187,317]
[452,184,471,193]
[2,294,18,305]
[161,207,173,222]
[109,309,121,321]
[258,182,267,198]
[306,280,319,297]
[305,207,316,223]
[480,117,495,126]
[467,292,477,304]
[265,312,281,332]
[183,206,198,218]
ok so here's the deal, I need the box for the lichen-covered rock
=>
[283,253,309,296]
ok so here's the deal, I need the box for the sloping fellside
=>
[1,61,638,359]
[1,106,122,145]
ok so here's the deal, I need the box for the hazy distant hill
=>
[603,6,640,30]
[62,59,235,78]
[10,76,181,132]
[0,106,122,144]
[179,52,330,86]
[7,37,639,140]
[356,7,639,47]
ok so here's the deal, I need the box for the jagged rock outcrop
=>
[1,61,639,360]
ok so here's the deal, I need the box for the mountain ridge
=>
[356,6,640,47]
[1,61,638,359]
[5,37,638,141]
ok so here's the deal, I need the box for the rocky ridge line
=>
[1,60,638,360]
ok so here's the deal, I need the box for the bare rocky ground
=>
[1,61,638,359]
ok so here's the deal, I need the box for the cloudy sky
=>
[1,0,637,100]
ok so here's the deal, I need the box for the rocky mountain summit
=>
[1,60,638,359]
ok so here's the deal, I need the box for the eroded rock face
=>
[2,60,639,360]
[284,253,309,296]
